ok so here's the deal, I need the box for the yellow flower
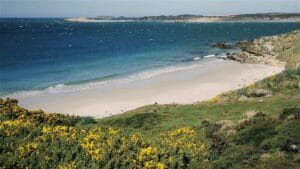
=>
[42,126,52,133]
[107,138,113,147]
[58,161,76,169]
[130,134,140,144]
[144,160,155,169]
[208,96,220,103]
[41,125,78,141]
[156,162,166,169]
[18,142,39,156]
[0,119,31,129]
[108,127,121,135]
[168,127,195,137]
[138,146,158,161]
[80,128,108,160]
[161,127,210,161]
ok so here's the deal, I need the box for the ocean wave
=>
[193,54,216,61]
[6,84,68,98]
[6,62,206,99]
[193,57,201,61]
[203,54,216,58]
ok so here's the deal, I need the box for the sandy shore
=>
[17,59,283,118]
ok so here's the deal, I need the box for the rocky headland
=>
[210,30,300,103]
[225,30,300,68]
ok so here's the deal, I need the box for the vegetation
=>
[0,103,299,169]
[0,99,212,169]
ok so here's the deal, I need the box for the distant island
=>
[65,13,300,22]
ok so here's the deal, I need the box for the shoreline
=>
[17,59,284,118]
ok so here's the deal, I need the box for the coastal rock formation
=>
[227,30,300,68]
[212,42,234,49]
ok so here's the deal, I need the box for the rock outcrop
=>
[226,30,300,68]
[212,42,234,49]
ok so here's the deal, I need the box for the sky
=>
[0,0,299,18]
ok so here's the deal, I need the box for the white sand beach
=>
[17,59,284,118]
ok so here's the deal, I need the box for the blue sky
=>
[1,0,299,17]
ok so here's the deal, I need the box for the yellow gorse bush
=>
[138,146,158,161]
[41,125,78,142]
[108,127,121,135]
[161,127,210,167]
[138,146,168,169]
[0,119,33,136]
[1,98,213,168]
[80,128,110,160]
[18,142,39,156]
[130,134,146,146]
[168,127,195,137]
[0,119,31,129]
[131,134,140,144]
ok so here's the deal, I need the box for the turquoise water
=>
[0,19,300,96]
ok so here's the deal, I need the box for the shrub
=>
[233,120,277,146]
[103,112,163,130]
[78,116,97,125]
[260,155,299,169]
[213,145,260,169]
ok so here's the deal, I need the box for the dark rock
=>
[236,40,252,49]
[212,42,234,49]
[226,53,241,62]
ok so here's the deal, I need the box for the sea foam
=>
[7,61,206,99]
[193,54,215,60]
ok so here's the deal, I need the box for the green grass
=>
[96,67,300,141]
[97,89,300,137]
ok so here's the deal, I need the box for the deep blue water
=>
[0,19,300,96]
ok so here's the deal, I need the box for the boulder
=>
[238,95,249,101]
[247,89,270,97]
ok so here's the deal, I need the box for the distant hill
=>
[65,13,300,22]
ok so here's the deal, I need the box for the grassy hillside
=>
[1,30,300,169]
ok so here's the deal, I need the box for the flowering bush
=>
[0,98,212,168]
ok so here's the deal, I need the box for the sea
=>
[0,19,300,97]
